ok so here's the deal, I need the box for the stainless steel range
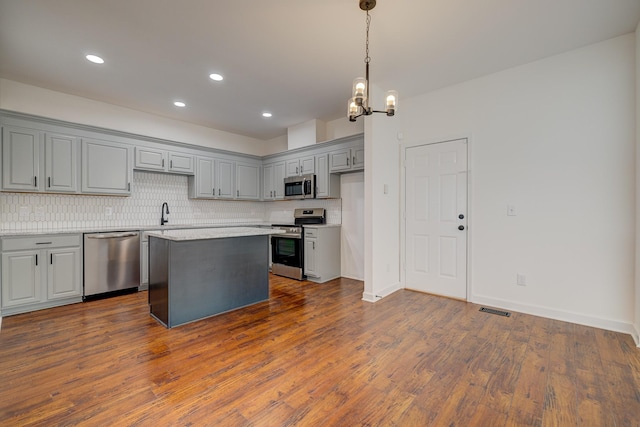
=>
[271,208,326,280]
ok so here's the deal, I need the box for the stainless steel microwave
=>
[284,174,316,199]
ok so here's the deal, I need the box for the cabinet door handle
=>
[347,157,350,166]
[218,189,221,196]
[50,254,53,264]
[312,242,315,250]
[296,166,299,174]
[35,254,38,266]
[48,177,51,188]
[212,187,215,196]
[128,183,131,191]
[36,242,53,245]
[353,156,356,165]
[237,190,239,197]
[34,176,37,187]
[170,160,173,169]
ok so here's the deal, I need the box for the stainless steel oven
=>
[271,208,325,280]
[284,174,316,199]
[271,225,304,280]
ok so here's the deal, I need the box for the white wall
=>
[0,79,279,156]
[388,34,636,334]
[363,84,402,301]
[340,171,364,280]
[635,22,640,345]
[326,116,364,141]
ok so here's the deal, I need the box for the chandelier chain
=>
[365,10,371,64]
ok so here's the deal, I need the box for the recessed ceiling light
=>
[174,101,186,107]
[209,73,224,81]
[85,54,104,64]
[262,112,273,118]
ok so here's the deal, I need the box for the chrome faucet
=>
[161,202,170,225]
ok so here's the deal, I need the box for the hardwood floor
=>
[1,275,639,426]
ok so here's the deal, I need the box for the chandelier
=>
[348,0,398,122]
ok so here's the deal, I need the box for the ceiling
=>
[1,0,639,141]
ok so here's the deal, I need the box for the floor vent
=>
[479,307,511,317]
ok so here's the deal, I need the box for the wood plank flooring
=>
[1,274,639,426]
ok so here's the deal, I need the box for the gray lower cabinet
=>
[303,226,341,283]
[1,234,82,316]
[81,138,133,195]
[140,230,161,290]
[2,125,79,193]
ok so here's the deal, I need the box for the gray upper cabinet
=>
[135,146,194,174]
[2,126,41,191]
[135,146,165,171]
[2,125,79,193]
[45,133,79,192]
[285,155,315,177]
[191,156,246,199]
[315,154,340,198]
[286,159,301,177]
[191,156,216,198]
[263,161,285,200]
[300,155,315,175]
[329,147,364,173]
[81,138,133,195]
[216,159,234,198]
[168,152,194,174]
[236,161,260,200]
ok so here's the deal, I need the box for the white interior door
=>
[404,139,468,299]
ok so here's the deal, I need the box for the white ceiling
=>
[1,0,639,141]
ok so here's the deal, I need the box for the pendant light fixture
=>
[348,0,398,122]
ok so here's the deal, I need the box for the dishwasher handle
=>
[86,232,139,239]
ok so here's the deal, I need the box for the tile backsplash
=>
[0,171,341,231]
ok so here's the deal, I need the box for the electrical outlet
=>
[517,274,526,286]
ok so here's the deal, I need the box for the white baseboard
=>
[341,273,364,281]
[632,323,640,347]
[362,282,402,303]
[471,294,636,340]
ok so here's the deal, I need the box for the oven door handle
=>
[272,233,302,239]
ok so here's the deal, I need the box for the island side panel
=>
[168,234,269,327]
[148,236,170,327]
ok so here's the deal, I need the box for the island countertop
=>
[146,226,284,241]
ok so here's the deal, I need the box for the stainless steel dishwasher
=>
[83,231,140,299]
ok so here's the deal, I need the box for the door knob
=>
[458,214,464,219]
[458,225,465,231]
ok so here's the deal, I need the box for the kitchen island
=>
[147,227,281,328]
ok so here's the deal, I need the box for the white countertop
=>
[0,222,274,237]
[146,227,285,241]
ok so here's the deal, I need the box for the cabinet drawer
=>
[2,234,81,251]
[304,228,318,238]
